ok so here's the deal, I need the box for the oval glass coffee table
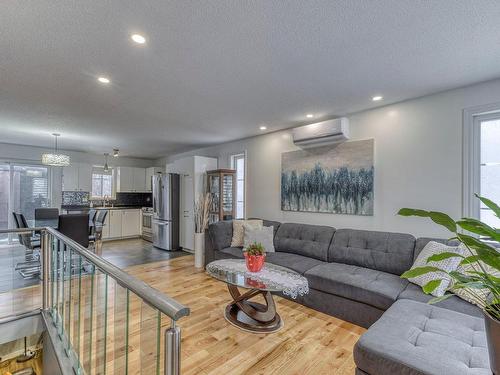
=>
[206,259,309,333]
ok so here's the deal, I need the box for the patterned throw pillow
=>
[230,220,263,247]
[243,225,275,252]
[451,247,498,306]
[408,241,465,297]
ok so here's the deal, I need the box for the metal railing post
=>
[164,321,181,375]
[42,230,51,310]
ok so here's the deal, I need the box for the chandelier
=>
[41,133,71,166]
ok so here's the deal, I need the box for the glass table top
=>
[206,259,309,297]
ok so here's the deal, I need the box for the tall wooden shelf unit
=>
[207,169,236,223]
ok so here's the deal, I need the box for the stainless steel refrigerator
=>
[152,173,180,251]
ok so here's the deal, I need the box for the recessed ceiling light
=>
[306,114,314,118]
[372,95,383,101]
[97,76,110,84]
[259,125,267,130]
[131,34,146,44]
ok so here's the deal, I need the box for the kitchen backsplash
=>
[113,192,152,207]
[62,191,90,206]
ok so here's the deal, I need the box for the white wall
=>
[161,78,500,238]
[0,143,155,208]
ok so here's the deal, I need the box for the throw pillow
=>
[451,247,499,306]
[230,219,263,247]
[408,241,465,297]
[244,225,275,252]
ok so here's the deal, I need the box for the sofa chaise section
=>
[354,299,491,375]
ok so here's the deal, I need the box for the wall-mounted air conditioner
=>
[292,118,349,148]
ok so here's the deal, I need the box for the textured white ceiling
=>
[1,1,500,159]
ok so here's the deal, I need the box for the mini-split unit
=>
[292,118,350,148]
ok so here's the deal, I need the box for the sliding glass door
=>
[0,163,50,243]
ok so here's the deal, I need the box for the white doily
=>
[207,259,309,299]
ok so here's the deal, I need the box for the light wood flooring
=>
[1,253,365,374]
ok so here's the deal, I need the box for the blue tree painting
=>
[281,139,374,215]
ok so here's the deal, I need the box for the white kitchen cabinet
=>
[78,163,92,192]
[116,166,149,192]
[132,168,146,192]
[122,209,141,237]
[116,167,134,192]
[168,156,217,251]
[146,167,164,191]
[62,163,92,192]
[62,165,79,191]
[108,210,123,238]
[102,211,111,239]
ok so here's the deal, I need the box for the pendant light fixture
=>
[113,148,119,157]
[103,153,110,172]
[41,133,71,166]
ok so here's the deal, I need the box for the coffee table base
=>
[224,284,283,333]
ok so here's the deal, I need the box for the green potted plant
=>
[398,194,499,374]
[244,242,266,272]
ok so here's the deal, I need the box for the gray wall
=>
[159,78,500,238]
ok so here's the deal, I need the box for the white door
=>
[133,168,146,192]
[62,165,79,191]
[180,174,195,250]
[109,210,123,238]
[78,163,92,192]
[122,209,141,236]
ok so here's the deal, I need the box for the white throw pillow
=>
[451,248,499,306]
[244,225,275,253]
[230,219,263,247]
[408,241,465,297]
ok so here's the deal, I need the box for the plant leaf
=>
[401,266,443,279]
[475,247,500,271]
[397,209,457,232]
[476,194,500,219]
[457,218,500,241]
[422,279,442,294]
[426,252,463,263]
[428,294,454,304]
[460,255,480,265]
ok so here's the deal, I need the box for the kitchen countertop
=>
[62,205,149,210]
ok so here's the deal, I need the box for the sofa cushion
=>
[207,221,233,251]
[414,237,460,261]
[275,223,335,261]
[249,219,281,237]
[329,229,416,275]
[265,252,325,275]
[215,247,244,260]
[305,263,409,310]
[354,299,491,375]
[397,283,482,318]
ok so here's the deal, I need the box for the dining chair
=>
[89,209,108,247]
[34,208,59,220]
[13,212,41,279]
[58,214,90,248]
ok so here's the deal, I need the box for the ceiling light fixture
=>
[372,95,383,101]
[259,125,267,130]
[103,153,110,172]
[306,114,314,118]
[131,34,146,44]
[113,148,119,157]
[97,76,110,84]
[41,133,71,166]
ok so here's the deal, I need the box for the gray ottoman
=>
[354,299,491,375]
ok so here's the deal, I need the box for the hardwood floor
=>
[126,256,365,375]
[0,253,364,374]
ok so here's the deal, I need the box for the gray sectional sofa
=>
[205,219,492,374]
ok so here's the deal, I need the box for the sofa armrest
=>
[204,220,233,266]
[204,228,216,266]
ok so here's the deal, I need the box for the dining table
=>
[27,218,105,255]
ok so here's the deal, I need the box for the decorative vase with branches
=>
[193,193,212,268]
[398,194,499,373]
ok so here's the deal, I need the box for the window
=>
[479,116,500,228]
[231,153,246,219]
[464,105,500,228]
[92,168,113,198]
